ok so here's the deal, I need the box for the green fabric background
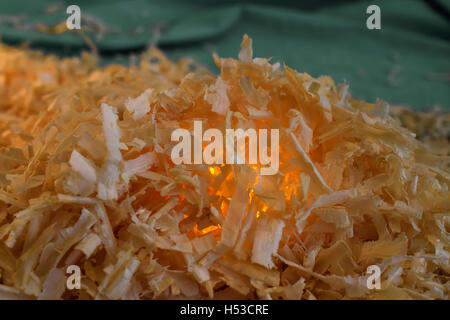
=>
[0,0,449,111]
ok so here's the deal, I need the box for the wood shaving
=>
[0,35,448,300]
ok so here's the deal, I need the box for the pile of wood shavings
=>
[390,106,450,160]
[0,36,448,300]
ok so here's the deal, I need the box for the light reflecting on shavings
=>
[0,36,448,300]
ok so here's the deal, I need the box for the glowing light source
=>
[208,166,221,176]
[194,224,221,235]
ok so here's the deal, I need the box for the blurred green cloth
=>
[0,0,448,110]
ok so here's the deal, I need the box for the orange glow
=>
[284,184,294,199]
[208,166,221,176]
[220,200,228,216]
[194,224,221,235]
[256,202,268,219]
[261,202,269,212]
[282,171,300,199]
[207,186,215,195]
